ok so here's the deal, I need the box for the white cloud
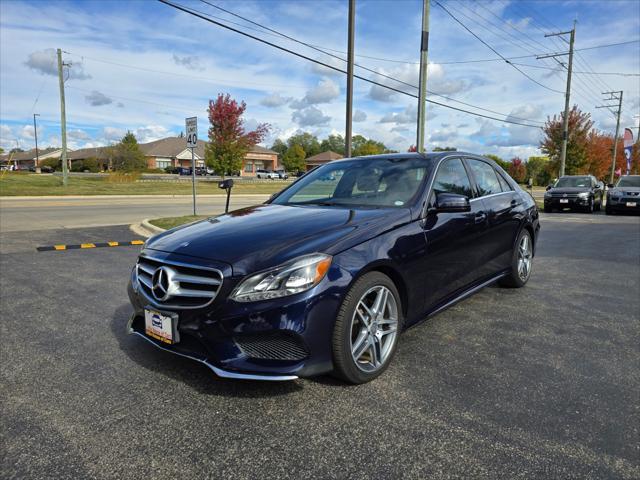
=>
[292,106,331,127]
[25,49,91,80]
[172,54,204,71]
[380,104,417,125]
[291,78,340,108]
[134,125,173,143]
[260,93,291,108]
[85,90,113,106]
[353,110,367,122]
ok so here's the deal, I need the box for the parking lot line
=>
[36,239,145,252]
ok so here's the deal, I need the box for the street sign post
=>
[185,117,197,215]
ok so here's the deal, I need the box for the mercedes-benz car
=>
[127,153,540,384]
[543,175,604,213]
[606,175,640,215]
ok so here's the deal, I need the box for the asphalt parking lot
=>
[1,213,639,479]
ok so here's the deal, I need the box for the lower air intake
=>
[234,333,309,361]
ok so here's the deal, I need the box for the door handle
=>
[474,212,487,224]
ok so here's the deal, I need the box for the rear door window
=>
[467,159,503,197]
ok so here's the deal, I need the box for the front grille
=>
[136,254,223,309]
[234,333,309,361]
[550,193,579,198]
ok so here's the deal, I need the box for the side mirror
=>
[546,184,553,191]
[433,193,471,213]
[607,183,615,189]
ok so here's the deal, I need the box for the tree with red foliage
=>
[508,157,526,183]
[540,106,593,177]
[205,93,270,177]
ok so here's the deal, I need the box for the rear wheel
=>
[500,229,533,288]
[585,196,595,214]
[332,272,402,384]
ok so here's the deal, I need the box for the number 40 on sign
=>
[186,117,197,148]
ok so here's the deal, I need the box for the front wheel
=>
[332,272,403,384]
[500,229,533,288]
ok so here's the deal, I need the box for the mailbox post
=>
[218,179,234,213]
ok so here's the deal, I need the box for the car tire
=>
[332,272,403,384]
[499,229,533,288]
[585,196,595,214]
[605,204,613,215]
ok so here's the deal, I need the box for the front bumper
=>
[607,196,640,213]
[544,196,591,209]
[126,254,350,381]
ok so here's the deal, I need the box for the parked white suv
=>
[256,169,277,179]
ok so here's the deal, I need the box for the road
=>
[1,214,639,479]
[0,195,270,232]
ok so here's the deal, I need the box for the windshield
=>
[555,176,591,188]
[617,176,640,188]
[272,158,429,208]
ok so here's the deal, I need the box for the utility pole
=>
[57,48,69,186]
[416,0,430,153]
[345,0,355,158]
[597,91,623,184]
[538,22,575,177]
[33,113,40,169]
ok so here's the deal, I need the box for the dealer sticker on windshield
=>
[144,308,175,344]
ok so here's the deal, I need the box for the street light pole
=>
[345,0,355,158]
[416,0,430,153]
[33,114,40,169]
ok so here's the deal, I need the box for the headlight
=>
[577,192,590,198]
[231,254,332,302]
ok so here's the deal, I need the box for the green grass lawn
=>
[148,215,209,230]
[0,173,288,196]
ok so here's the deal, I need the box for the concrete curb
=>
[130,219,166,238]
[1,194,270,200]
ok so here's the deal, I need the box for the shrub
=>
[107,171,140,183]
[40,158,60,171]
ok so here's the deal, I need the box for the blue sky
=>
[1,0,639,159]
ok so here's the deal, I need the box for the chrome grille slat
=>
[173,273,220,286]
[135,255,223,309]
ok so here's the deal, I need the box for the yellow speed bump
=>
[37,240,145,252]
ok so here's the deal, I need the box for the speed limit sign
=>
[185,117,197,148]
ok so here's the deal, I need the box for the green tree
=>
[526,156,550,185]
[205,93,270,178]
[320,134,345,154]
[287,132,320,158]
[352,135,386,156]
[282,144,306,172]
[270,138,287,157]
[541,105,593,176]
[483,153,510,171]
[112,131,146,171]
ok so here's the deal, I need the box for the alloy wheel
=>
[350,286,399,373]
[517,234,532,282]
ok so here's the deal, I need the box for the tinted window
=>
[617,176,640,187]
[273,158,428,208]
[432,158,473,198]
[467,159,502,196]
[555,176,590,188]
[496,170,512,191]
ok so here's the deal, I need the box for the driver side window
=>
[432,158,473,197]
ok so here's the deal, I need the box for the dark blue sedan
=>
[127,152,540,384]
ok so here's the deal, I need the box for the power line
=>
[434,1,563,94]
[197,1,544,124]
[157,0,542,129]
[510,62,640,77]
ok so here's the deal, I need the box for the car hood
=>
[611,186,640,193]
[145,204,411,275]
